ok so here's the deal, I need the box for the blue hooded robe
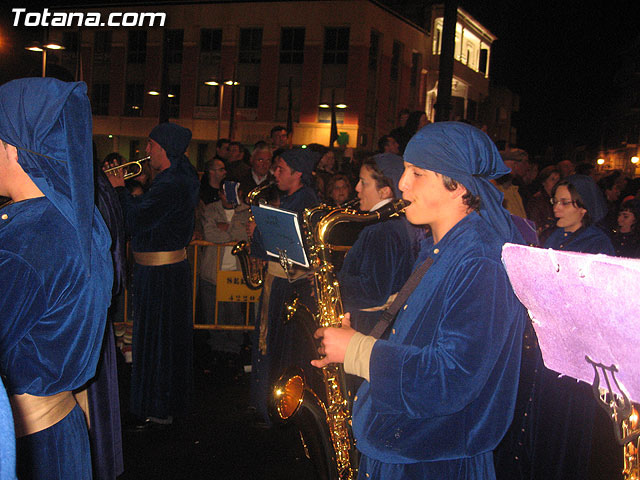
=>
[117,122,200,421]
[352,122,526,479]
[0,78,112,478]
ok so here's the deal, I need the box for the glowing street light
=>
[204,79,239,139]
[631,156,639,164]
[25,41,65,77]
[597,158,605,165]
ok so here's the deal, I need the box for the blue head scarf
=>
[0,77,110,271]
[280,148,321,186]
[404,121,523,243]
[149,122,192,165]
[372,152,404,198]
[564,174,608,224]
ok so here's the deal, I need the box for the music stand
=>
[251,203,309,271]
[502,244,640,477]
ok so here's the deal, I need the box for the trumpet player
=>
[106,122,199,430]
[313,122,527,480]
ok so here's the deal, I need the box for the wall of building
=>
[48,1,495,162]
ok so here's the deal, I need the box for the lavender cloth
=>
[502,243,640,402]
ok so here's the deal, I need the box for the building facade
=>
[46,0,496,167]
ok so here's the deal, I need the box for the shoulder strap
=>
[368,257,434,339]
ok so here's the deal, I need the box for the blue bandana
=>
[280,148,321,186]
[149,122,192,165]
[404,121,522,243]
[565,174,607,224]
[373,152,404,198]
[0,77,109,270]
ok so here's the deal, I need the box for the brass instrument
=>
[103,156,150,180]
[622,405,639,480]
[272,198,409,480]
[232,182,280,289]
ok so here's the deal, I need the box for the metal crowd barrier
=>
[119,240,261,331]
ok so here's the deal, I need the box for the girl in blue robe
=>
[339,155,416,337]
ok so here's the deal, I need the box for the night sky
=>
[1,0,639,156]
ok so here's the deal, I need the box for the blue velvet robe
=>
[118,158,199,419]
[352,213,526,479]
[544,224,615,255]
[250,186,319,423]
[0,197,112,478]
[494,224,615,480]
[339,217,416,336]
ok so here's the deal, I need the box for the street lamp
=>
[204,80,239,139]
[631,156,639,165]
[25,41,65,77]
[597,158,605,166]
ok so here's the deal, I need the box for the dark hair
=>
[362,158,395,198]
[253,140,268,150]
[537,165,560,184]
[404,110,427,136]
[326,173,352,196]
[440,174,481,212]
[377,135,395,153]
[102,152,124,166]
[216,138,230,149]
[552,180,591,226]
[575,162,594,176]
[306,143,329,156]
[270,125,287,136]
[620,199,640,231]
[598,173,618,193]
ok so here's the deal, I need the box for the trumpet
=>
[104,156,150,180]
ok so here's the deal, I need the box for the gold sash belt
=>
[133,248,186,266]
[10,391,77,438]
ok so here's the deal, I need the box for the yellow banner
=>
[216,270,261,303]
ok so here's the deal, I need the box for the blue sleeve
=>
[339,224,408,309]
[0,252,46,368]
[367,258,522,418]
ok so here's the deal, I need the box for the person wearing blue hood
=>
[312,122,527,479]
[543,175,615,254]
[106,122,199,428]
[338,153,416,356]
[0,77,112,478]
[249,147,320,423]
[494,175,615,480]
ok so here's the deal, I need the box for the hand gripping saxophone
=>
[232,182,280,289]
[271,199,409,480]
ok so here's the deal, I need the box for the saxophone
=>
[232,182,280,289]
[272,199,409,480]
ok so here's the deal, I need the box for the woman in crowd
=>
[610,197,640,258]
[544,175,614,254]
[325,173,353,207]
[497,174,614,480]
[526,165,560,244]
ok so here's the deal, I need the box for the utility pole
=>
[434,0,457,122]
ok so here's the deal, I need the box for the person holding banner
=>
[249,147,320,424]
